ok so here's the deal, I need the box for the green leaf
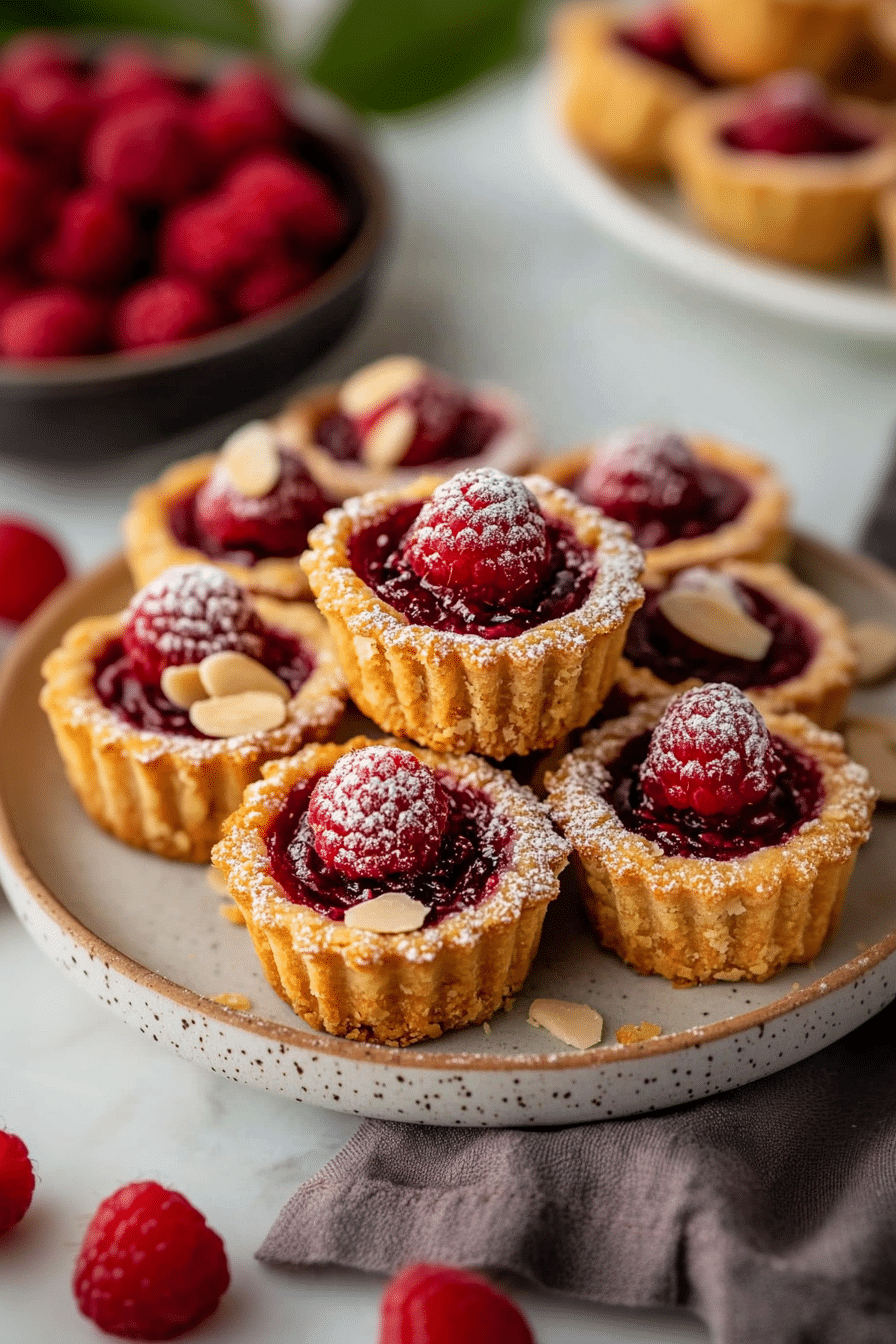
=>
[0,0,264,49]
[308,0,534,114]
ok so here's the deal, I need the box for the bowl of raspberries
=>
[0,30,389,458]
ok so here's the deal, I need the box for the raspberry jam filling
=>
[349,499,596,638]
[267,771,513,925]
[93,627,313,737]
[313,400,504,469]
[616,8,713,85]
[722,73,875,157]
[605,729,823,860]
[587,461,748,550]
[625,581,816,689]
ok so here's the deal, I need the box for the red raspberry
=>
[355,372,470,468]
[13,69,97,163]
[0,34,75,85]
[86,98,204,206]
[35,187,140,288]
[0,517,68,622]
[308,745,449,879]
[115,276,221,351]
[0,147,44,260]
[195,442,328,554]
[0,1131,35,1234]
[73,1180,229,1340]
[580,427,706,539]
[159,192,281,292]
[233,254,316,316]
[122,564,263,685]
[223,152,347,252]
[94,44,178,111]
[0,287,109,358]
[726,72,869,156]
[402,468,551,605]
[379,1264,534,1344]
[194,68,291,169]
[640,683,781,817]
[0,268,30,313]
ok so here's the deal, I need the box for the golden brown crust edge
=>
[39,601,346,863]
[301,474,645,759]
[546,700,876,985]
[212,736,570,1046]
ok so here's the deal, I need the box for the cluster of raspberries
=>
[0,32,349,359]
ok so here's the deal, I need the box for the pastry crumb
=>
[528,998,603,1050]
[615,1021,662,1045]
[211,992,252,1011]
[482,1021,491,1036]
[219,902,246,926]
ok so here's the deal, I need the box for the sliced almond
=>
[343,891,428,933]
[220,420,281,498]
[616,1021,662,1045]
[339,356,425,417]
[361,403,417,469]
[851,621,896,685]
[219,903,246,927]
[206,865,229,894]
[212,993,252,1011]
[160,663,206,709]
[658,585,773,662]
[189,691,287,738]
[198,650,290,702]
[843,716,896,801]
[528,998,603,1051]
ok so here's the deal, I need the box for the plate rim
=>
[1,541,894,1075]
[530,67,896,341]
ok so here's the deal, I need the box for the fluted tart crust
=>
[681,0,870,82]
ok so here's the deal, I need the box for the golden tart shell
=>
[538,435,789,579]
[546,699,876,986]
[666,90,896,271]
[39,598,346,863]
[124,450,314,602]
[301,474,644,760]
[681,0,870,82]
[274,381,537,504]
[552,2,704,175]
[211,736,570,1046]
[616,560,856,728]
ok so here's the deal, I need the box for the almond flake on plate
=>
[343,891,428,933]
[339,356,425,417]
[616,1021,662,1045]
[843,716,896,801]
[211,993,252,1011]
[850,621,896,684]
[160,664,206,709]
[528,998,603,1050]
[198,650,289,701]
[189,690,287,738]
[220,421,281,498]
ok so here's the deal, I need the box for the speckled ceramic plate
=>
[1,543,895,1128]
[530,69,896,341]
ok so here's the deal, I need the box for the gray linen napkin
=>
[260,511,896,1344]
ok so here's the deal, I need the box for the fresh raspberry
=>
[0,147,44,260]
[402,468,551,604]
[0,287,108,358]
[72,1180,229,1340]
[725,72,871,156]
[194,68,291,169]
[233,254,317,317]
[356,372,470,468]
[114,276,221,350]
[12,69,97,163]
[223,152,347,252]
[0,517,68,622]
[0,1131,35,1234]
[35,187,140,288]
[0,34,75,85]
[94,44,179,111]
[0,268,30,313]
[580,427,706,539]
[122,564,263,685]
[640,683,781,817]
[158,191,281,292]
[379,1264,534,1344]
[86,98,204,206]
[195,445,328,554]
[309,745,449,879]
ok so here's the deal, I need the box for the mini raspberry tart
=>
[275,355,537,503]
[681,0,869,82]
[541,426,789,578]
[124,419,330,601]
[553,2,711,174]
[40,564,345,861]
[212,737,569,1045]
[301,468,644,759]
[547,684,875,985]
[617,560,856,727]
[667,72,896,270]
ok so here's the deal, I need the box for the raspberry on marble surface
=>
[0,1131,35,1235]
[379,1263,534,1344]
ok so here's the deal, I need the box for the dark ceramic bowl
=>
[0,39,390,462]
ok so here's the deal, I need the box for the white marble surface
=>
[3,66,896,1342]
